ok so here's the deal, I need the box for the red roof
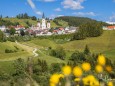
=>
[59,27,64,30]
[107,26,115,29]
[53,30,58,32]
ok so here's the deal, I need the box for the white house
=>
[0,25,6,31]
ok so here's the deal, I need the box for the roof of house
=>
[59,27,64,30]
[107,26,115,29]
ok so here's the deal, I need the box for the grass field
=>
[0,41,32,61]
[24,31,115,60]
[0,30,114,76]
[3,18,68,28]
[0,31,114,61]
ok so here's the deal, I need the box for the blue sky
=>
[0,0,115,22]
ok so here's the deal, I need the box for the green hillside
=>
[55,16,108,26]
[3,18,68,28]
[25,31,115,60]
[0,41,32,60]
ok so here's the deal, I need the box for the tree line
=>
[16,13,37,21]
[55,16,109,27]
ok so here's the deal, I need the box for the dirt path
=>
[15,41,39,57]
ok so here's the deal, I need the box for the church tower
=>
[42,13,46,30]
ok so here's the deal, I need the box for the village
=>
[0,14,78,37]
[0,13,115,37]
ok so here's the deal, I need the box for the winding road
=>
[15,41,39,57]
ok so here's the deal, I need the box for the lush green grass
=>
[26,31,115,60]
[0,61,14,74]
[62,31,115,52]
[103,49,115,61]
[3,18,37,27]
[0,41,32,61]
[3,18,68,28]
[33,49,66,65]
[0,30,115,65]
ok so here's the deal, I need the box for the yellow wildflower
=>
[50,83,56,86]
[87,75,95,81]
[58,74,64,78]
[97,55,106,66]
[82,62,91,71]
[94,80,100,86]
[62,65,72,76]
[83,75,98,86]
[73,66,82,77]
[74,78,80,82]
[82,77,89,85]
[108,81,113,86]
[95,65,103,73]
[106,65,112,72]
[50,74,60,84]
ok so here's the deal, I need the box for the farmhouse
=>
[103,26,115,30]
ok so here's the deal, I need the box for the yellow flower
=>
[97,55,106,66]
[82,77,89,85]
[50,83,56,86]
[74,78,80,82]
[83,75,99,86]
[73,66,82,77]
[62,65,72,76]
[58,74,64,78]
[82,62,91,71]
[106,65,112,72]
[87,75,95,81]
[95,65,103,73]
[50,74,60,84]
[108,81,113,86]
[94,80,100,86]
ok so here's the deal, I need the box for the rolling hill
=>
[2,16,108,28]
[3,18,68,28]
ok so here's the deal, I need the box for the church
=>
[36,13,50,30]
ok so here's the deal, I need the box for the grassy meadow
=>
[24,30,115,60]
[3,18,68,28]
[0,30,115,74]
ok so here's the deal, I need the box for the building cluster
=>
[103,26,115,30]
[0,13,77,37]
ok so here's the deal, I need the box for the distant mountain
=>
[54,16,108,26]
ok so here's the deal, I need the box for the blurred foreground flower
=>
[82,62,91,72]
[106,65,112,73]
[62,65,72,76]
[107,81,113,86]
[95,64,103,73]
[50,73,64,86]
[97,54,106,66]
[73,66,82,77]
[49,54,114,86]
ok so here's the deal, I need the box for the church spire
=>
[42,12,45,18]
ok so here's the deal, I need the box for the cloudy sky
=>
[0,0,115,22]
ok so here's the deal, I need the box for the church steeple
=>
[42,12,45,18]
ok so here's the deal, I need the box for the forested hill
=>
[54,16,108,26]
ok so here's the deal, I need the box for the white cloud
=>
[54,8,62,11]
[27,0,42,15]
[61,0,85,10]
[109,14,115,22]
[73,12,96,16]
[113,0,115,2]
[27,0,35,9]
[57,15,64,17]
